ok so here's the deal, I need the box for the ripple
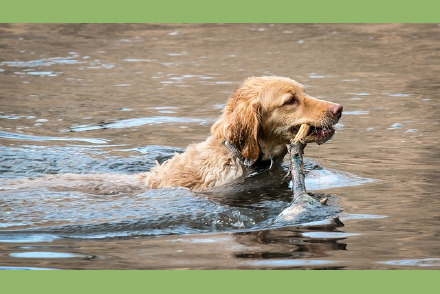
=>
[0,131,108,144]
[26,71,60,77]
[0,144,162,179]
[68,116,216,132]
[347,92,370,96]
[344,110,370,115]
[388,123,404,129]
[340,214,388,221]
[209,81,236,85]
[0,234,60,243]
[0,222,30,228]
[379,258,440,267]
[247,259,338,267]
[382,93,412,97]
[0,144,360,239]
[0,114,32,119]
[0,266,57,270]
[2,56,115,74]
[167,52,187,56]
[304,168,375,191]
[150,106,178,114]
[309,73,325,79]
[1,57,84,68]
[301,232,360,239]
[123,58,152,62]
[10,251,93,259]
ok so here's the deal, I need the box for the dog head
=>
[211,76,343,162]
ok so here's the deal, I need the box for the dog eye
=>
[284,95,298,106]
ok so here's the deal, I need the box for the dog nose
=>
[331,104,343,117]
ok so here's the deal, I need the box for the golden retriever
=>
[143,76,343,191]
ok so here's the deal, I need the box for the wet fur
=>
[143,76,342,191]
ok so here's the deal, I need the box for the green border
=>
[2,270,439,293]
[1,1,439,293]
[0,0,439,22]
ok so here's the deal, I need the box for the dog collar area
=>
[221,139,256,167]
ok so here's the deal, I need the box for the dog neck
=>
[220,138,283,170]
[221,139,256,167]
[258,137,288,162]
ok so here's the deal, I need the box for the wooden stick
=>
[275,124,323,222]
[275,124,343,224]
[287,139,307,199]
[289,123,310,198]
[293,124,310,144]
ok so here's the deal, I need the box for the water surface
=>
[0,24,439,269]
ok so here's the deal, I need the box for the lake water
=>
[0,23,439,269]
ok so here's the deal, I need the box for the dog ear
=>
[211,89,261,162]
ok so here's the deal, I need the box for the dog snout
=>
[330,103,343,119]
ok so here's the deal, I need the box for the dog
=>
[142,76,343,191]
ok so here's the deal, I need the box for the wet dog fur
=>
[143,76,343,191]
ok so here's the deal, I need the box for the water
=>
[0,23,439,269]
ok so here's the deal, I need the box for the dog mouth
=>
[290,125,336,144]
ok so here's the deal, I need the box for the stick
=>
[289,124,310,198]
[275,124,323,222]
[293,124,310,145]
[288,140,307,199]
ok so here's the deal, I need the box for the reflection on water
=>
[0,23,439,269]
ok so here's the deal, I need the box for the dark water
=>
[0,24,439,269]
